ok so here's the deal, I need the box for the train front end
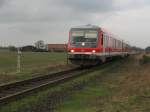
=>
[67,25,102,65]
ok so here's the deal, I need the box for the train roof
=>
[70,24,111,34]
[70,24,112,33]
[70,24,101,30]
[70,24,112,37]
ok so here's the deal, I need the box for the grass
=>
[0,51,68,84]
[56,56,150,112]
[57,65,119,112]
[58,84,112,112]
[0,51,67,72]
[139,55,150,64]
[0,61,115,112]
[0,55,150,112]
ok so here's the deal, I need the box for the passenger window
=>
[101,34,103,45]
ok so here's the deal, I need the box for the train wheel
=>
[101,57,106,63]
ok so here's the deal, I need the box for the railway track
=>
[0,66,98,106]
[0,61,116,106]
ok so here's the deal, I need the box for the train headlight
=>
[82,42,85,46]
[92,50,96,53]
[71,49,74,53]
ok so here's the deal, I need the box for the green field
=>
[0,51,68,84]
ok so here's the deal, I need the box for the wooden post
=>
[17,48,21,73]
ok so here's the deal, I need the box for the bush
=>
[139,55,150,64]
[145,46,150,53]
[9,46,17,51]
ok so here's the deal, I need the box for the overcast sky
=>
[0,0,150,48]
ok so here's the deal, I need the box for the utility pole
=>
[17,47,21,73]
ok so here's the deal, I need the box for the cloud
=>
[114,0,150,10]
[101,6,150,48]
[0,0,150,48]
[62,0,115,13]
[0,0,115,24]
[0,0,62,23]
[0,0,6,8]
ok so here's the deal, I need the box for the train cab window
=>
[70,30,98,48]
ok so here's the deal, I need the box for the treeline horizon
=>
[0,45,150,52]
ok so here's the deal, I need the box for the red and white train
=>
[67,24,130,65]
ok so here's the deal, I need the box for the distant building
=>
[35,40,46,50]
[46,44,67,52]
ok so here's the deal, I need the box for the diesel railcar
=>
[67,24,130,65]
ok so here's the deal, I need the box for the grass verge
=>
[56,56,150,112]
[0,60,118,112]
[1,56,149,112]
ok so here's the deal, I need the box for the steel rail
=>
[0,62,114,106]
[0,67,79,91]
[0,67,92,106]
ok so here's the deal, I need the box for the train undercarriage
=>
[68,53,129,66]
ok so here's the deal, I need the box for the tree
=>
[131,46,144,52]
[20,45,37,52]
[35,40,46,50]
[145,46,150,53]
[9,46,17,51]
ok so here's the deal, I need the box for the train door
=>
[103,33,107,54]
[101,33,107,62]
